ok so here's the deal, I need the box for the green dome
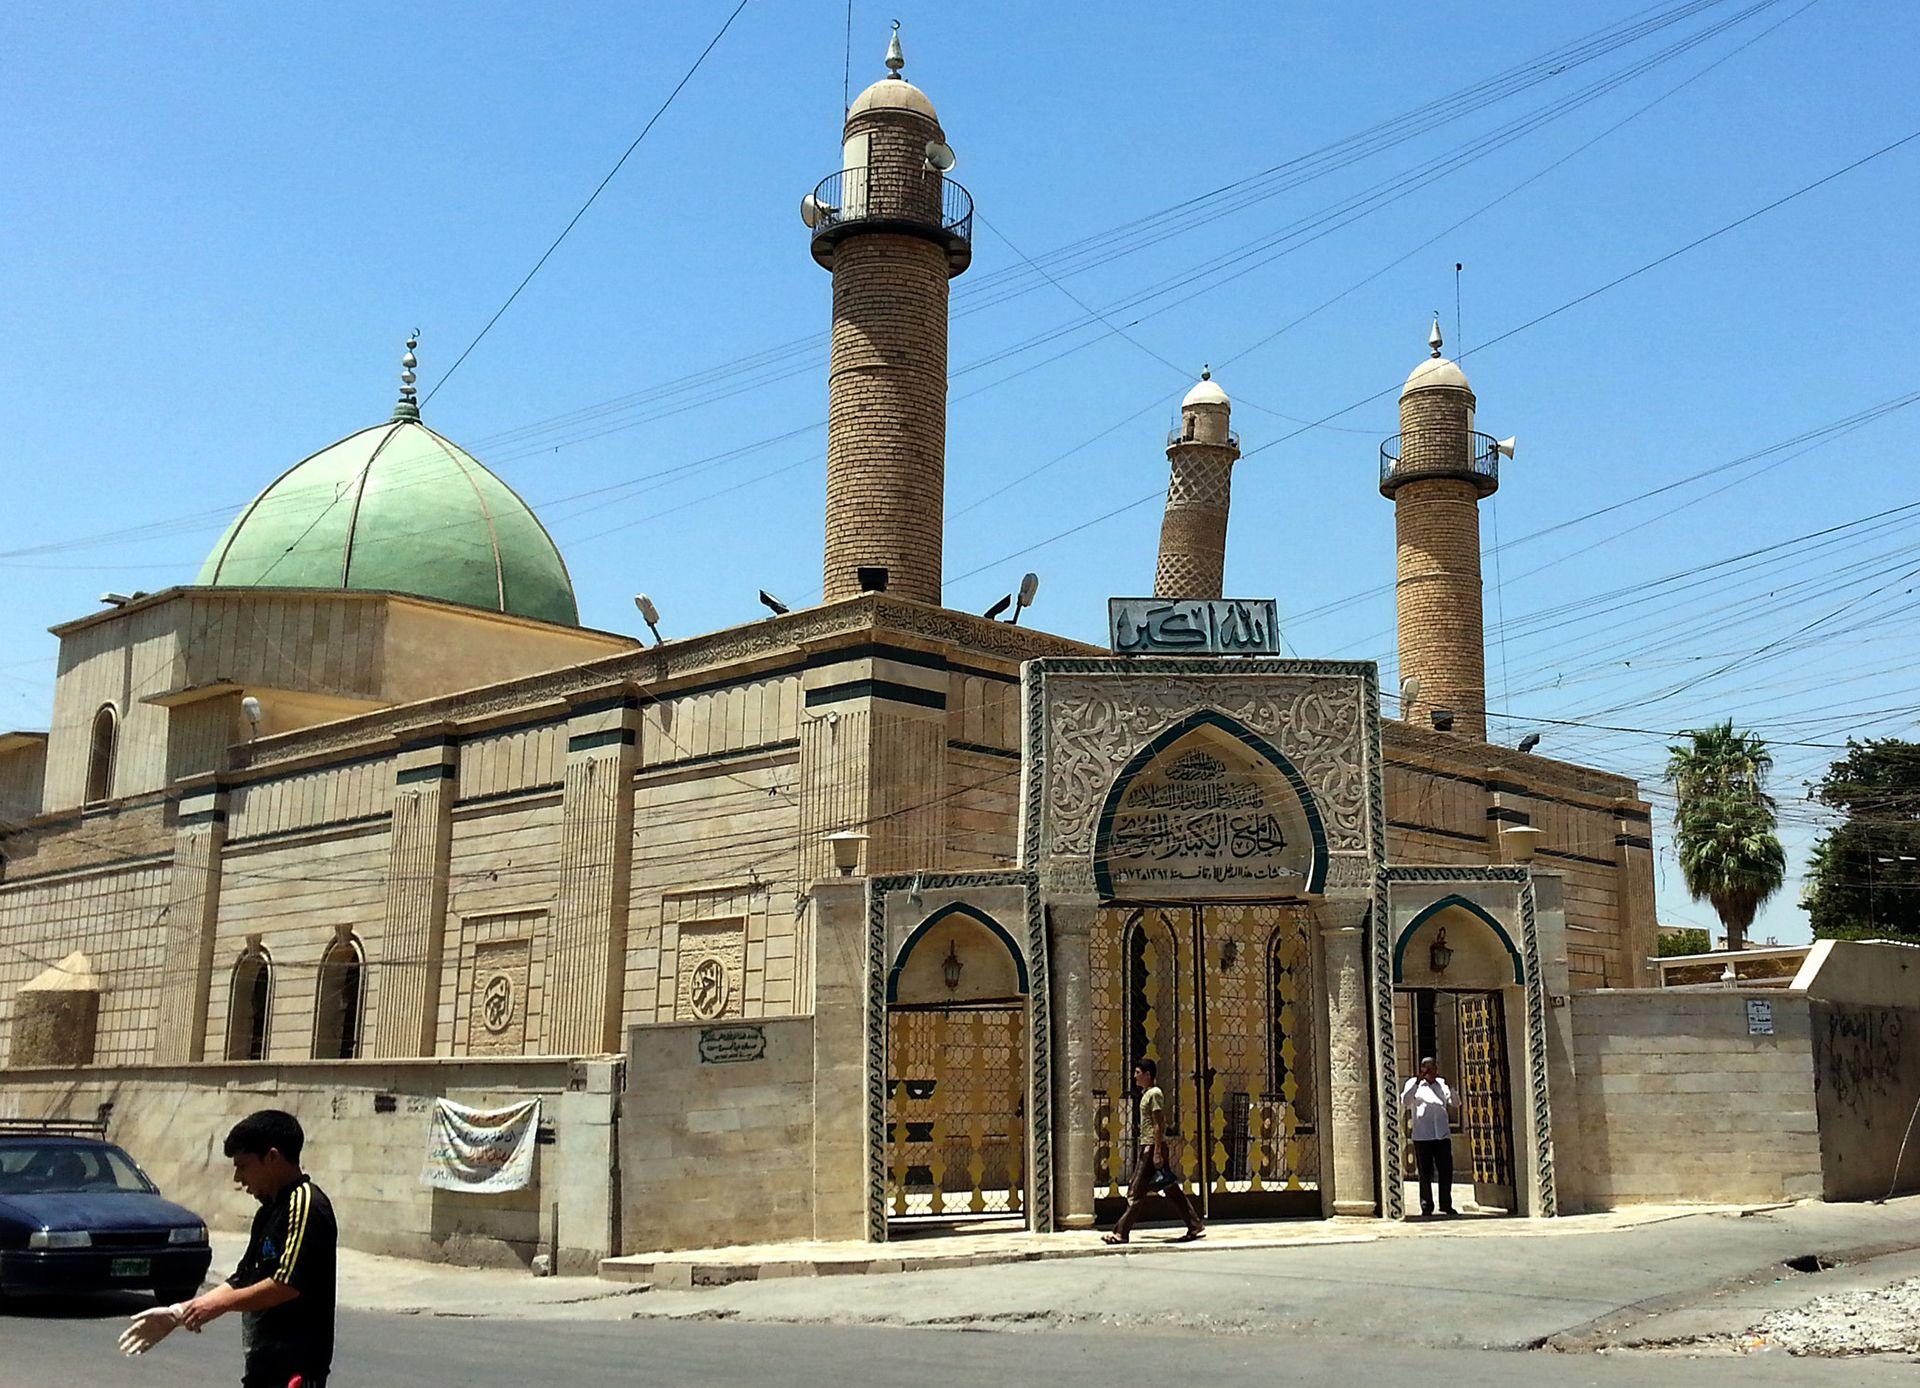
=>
[197,416,579,626]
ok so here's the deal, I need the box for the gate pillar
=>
[1048,899,1099,1228]
[1320,906,1378,1216]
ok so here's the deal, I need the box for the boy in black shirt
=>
[179,1109,338,1387]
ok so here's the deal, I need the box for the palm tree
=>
[1666,720,1774,806]
[1666,723,1786,952]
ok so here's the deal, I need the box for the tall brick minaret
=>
[807,26,972,606]
[1154,369,1241,599]
[1382,319,1501,741]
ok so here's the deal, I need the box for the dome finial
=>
[885,20,905,78]
[1428,315,1444,359]
[1200,363,1211,381]
[393,330,421,422]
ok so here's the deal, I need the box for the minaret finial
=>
[1200,363,1211,381]
[393,331,421,421]
[1428,315,1444,359]
[885,20,905,78]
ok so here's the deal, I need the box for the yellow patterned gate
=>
[1090,903,1319,1220]
[885,1004,1026,1223]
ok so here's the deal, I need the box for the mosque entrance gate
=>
[1020,657,1386,1228]
[1091,902,1319,1221]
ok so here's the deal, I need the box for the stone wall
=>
[1570,990,1822,1206]
[0,1057,618,1271]
[1798,938,1920,1201]
[1812,1000,1920,1200]
[620,1018,815,1253]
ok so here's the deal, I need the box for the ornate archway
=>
[883,901,1032,1228]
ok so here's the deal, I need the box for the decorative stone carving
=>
[1020,662,1382,895]
[674,920,746,1022]
[467,938,530,1056]
[1321,921,1377,1215]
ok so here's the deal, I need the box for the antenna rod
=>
[1455,262,1464,354]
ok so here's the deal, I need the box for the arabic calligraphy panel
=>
[1098,726,1316,900]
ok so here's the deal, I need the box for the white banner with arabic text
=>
[420,1098,540,1193]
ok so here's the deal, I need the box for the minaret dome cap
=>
[1400,317,1471,398]
[848,76,939,122]
[1182,368,1230,409]
[848,24,939,123]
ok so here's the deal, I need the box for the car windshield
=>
[0,1141,155,1195]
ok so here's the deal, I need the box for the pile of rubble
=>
[1746,1274,1920,1357]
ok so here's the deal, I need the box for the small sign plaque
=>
[1746,998,1774,1036]
[698,1024,767,1064]
[1110,597,1280,656]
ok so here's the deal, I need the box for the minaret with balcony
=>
[1380,319,1509,741]
[805,26,973,606]
[1154,369,1241,599]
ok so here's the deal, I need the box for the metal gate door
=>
[1456,991,1514,1188]
[1090,904,1318,1221]
[885,1004,1026,1223]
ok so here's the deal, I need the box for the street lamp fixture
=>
[825,830,869,877]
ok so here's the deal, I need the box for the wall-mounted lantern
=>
[1429,927,1454,976]
[942,939,964,992]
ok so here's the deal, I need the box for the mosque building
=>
[2,33,1903,1269]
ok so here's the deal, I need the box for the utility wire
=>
[423,0,755,404]
[946,124,1920,589]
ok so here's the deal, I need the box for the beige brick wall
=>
[0,1058,615,1269]
[1570,991,1822,1207]
[621,1017,815,1252]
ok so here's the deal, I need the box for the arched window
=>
[226,946,272,1061]
[85,704,118,804]
[313,935,365,1060]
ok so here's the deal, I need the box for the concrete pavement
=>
[6,1197,1917,1382]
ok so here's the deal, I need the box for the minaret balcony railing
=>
[1166,427,1240,449]
[807,167,973,274]
[1379,430,1501,497]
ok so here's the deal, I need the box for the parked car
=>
[0,1123,211,1302]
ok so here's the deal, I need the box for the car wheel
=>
[154,1280,203,1304]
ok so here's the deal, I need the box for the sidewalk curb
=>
[603,1232,1384,1289]
[598,1204,1762,1290]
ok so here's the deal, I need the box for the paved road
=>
[622,1198,1920,1347]
[7,1200,1919,1385]
[3,1297,1916,1387]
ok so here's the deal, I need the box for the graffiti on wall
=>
[1820,1007,1907,1113]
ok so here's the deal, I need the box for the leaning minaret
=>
[1381,319,1508,741]
[1154,368,1241,598]
[806,26,972,605]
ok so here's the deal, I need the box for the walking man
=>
[1104,1058,1204,1244]
[1403,1056,1457,1217]
[120,1109,337,1386]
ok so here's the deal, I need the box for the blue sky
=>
[4,2,1917,944]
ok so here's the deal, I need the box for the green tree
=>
[1665,722,1786,952]
[1803,739,1920,944]
[1656,927,1711,957]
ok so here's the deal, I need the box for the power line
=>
[944,124,1919,590]
[423,0,755,405]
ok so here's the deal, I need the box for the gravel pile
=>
[1747,1273,1920,1356]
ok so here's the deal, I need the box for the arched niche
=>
[887,903,1029,1007]
[226,944,273,1061]
[1094,710,1327,901]
[1394,896,1524,989]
